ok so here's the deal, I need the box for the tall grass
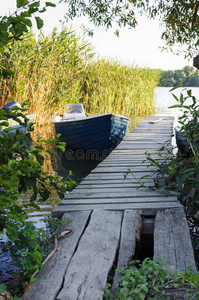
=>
[0,27,160,126]
[81,59,160,116]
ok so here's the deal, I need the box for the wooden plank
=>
[110,150,170,155]
[68,187,159,193]
[24,211,91,300]
[99,160,151,165]
[116,143,172,149]
[91,166,156,173]
[64,189,172,199]
[56,210,123,300]
[123,138,172,142]
[111,210,142,294]
[81,178,160,184]
[75,182,156,189]
[137,123,173,128]
[83,172,154,180]
[101,159,170,165]
[153,208,197,274]
[132,129,173,133]
[60,196,178,204]
[52,202,182,218]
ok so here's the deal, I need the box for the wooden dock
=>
[24,116,197,300]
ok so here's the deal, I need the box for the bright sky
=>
[1,0,192,70]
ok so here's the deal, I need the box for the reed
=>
[81,59,160,117]
[0,27,160,127]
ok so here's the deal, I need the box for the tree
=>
[0,0,56,77]
[60,0,199,58]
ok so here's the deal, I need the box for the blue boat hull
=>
[53,114,129,158]
[175,127,192,155]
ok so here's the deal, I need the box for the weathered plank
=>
[23,211,91,300]
[99,161,151,166]
[132,128,173,133]
[91,166,156,173]
[56,210,123,300]
[63,189,173,199]
[81,178,156,184]
[100,159,170,165]
[84,172,154,180]
[111,210,143,294]
[52,202,182,218]
[75,182,156,189]
[153,208,197,274]
[61,196,178,204]
[67,187,160,193]
[116,143,172,150]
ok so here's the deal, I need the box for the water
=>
[154,86,199,119]
[1,87,199,284]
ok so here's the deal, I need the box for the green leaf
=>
[35,17,44,30]
[30,193,37,202]
[36,153,44,165]
[0,285,6,293]
[45,2,56,7]
[28,1,40,8]
[17,0,29,8]
[187,89,192,97]
[169,104,182,109]
[57,144,65,152]
[58,192,65,199]
[187,187,195,199]
[169,86,182,92]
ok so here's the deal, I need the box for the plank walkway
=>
[52,116,181,217]
[24,116,197,300]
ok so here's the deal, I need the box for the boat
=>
[0,101,36,135]
[51,103,129,158]
[175,126,192,155]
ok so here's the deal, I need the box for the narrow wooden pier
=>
[24,116,197,300]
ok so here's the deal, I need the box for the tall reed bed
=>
[81,59,160,116]
[0,27,160,126]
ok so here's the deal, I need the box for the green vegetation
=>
[0,0,56,77]
[159,66,199,87]
[0,28,160,123]
[0,105,75,293]
[104,257,199,299]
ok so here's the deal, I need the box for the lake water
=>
[154,86,199,119]
[1,86,199,284]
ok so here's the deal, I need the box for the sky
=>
[1,0,193,70]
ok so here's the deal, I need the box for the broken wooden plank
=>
[153,208,197,274]
[111,210,143,294]
[56,210,123,300]
[23,211,91,300]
